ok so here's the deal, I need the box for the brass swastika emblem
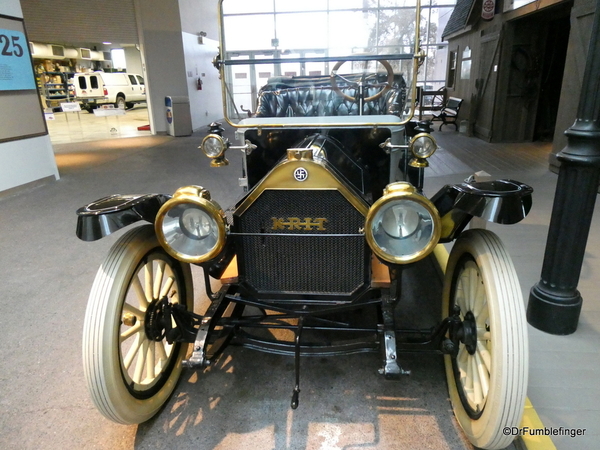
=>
[271,217,328,231]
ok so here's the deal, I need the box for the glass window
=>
[328,10,377,54]
[111,48,126,70]
[223,15,275,51]
[274,0,327,12]
[460,46,471,80]
[90,76,98,89]
[447,50,457,87]
[276,12,328,50]
[223,0,274,14]
[136,75,144,85]
[78,77,87,89]
[128,75,137,84]
[328,0,368,9]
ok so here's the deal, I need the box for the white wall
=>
[179,0,219,39]
[134,0,189,134]
[124,47,144,75]
[181,34,223,130]
[0,137,58,192]
[179,0,223,130]
[0,0,59,194]
[133,0,224,134]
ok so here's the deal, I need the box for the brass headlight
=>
[409,133,437,159]
[201,134,226,158]
[409,133,437,169]
[201,134,229,167]
[365,182,441,264]
[155,186,227,263]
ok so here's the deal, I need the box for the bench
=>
[431,96,463,131]
[417,86,446,120]
[254,74,406,118]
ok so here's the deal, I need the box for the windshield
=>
[217,0,423,128]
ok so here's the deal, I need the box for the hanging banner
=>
[0,28,36,91]
[482,0,496,21]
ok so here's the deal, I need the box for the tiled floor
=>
[45,105,151,144]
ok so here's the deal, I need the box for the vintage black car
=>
[76,1,532,448]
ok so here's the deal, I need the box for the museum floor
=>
[0,110,598,450]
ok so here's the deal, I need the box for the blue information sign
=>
[0,28,36,91]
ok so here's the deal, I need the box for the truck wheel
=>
[82,225,194,424]
[443,229,528,449]
[115,95,126,109]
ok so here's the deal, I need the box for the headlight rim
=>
[155,191,227,264]
[409,132,438,159]
[365,183,441,264]
[201,133,227,159]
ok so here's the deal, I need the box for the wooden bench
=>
[431,96,463,131]
[417,86,446,120]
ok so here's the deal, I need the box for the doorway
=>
[534,15,571,141]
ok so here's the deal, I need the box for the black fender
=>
[76,194,170,241]
[431,179,533,243]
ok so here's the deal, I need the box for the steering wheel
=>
[330,59,395,103]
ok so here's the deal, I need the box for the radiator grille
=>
[237,190,366,295]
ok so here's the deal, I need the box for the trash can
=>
[165,96,192,136]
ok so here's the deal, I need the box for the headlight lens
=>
[410,133,437,159]
[201,134,226,158]
[366,182,441,264]
[155,186,226,263]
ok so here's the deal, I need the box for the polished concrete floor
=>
[0,112,598,450]
[45,105,151,145]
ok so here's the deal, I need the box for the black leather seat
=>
[255,74,406,118]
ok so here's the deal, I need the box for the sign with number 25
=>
[0,28,36,91]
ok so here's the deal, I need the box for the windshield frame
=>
[216,0,424,129]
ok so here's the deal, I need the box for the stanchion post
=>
[528,0,600,335]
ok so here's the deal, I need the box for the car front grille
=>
[236,189,367,297]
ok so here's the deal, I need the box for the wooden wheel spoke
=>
[146,341,156,380]
[156,340,169,365]
[456,276,468,313]
[120,322,143,343]
[476,341,492,373]
[159,276,175,299]
[133,338,150,384]
[470,356,483,407]
[131,275,149,310]
[474,349,490,400]
[123,302,144,320]
[153,261,166,299]
[467,268,478,311]
[477,327,491,341]
[476,306,489,328]
[144,262,153,302]
[123,333,143,370]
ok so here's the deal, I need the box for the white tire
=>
[443,229,528,449]
[82,225,193,424]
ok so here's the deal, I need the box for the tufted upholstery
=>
[255,74,406,118]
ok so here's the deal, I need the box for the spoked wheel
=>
[443,229,528,449]
[82,225,193,424]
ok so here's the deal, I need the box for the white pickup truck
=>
[74,72,146,111]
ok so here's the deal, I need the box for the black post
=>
[527,0,600,335]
